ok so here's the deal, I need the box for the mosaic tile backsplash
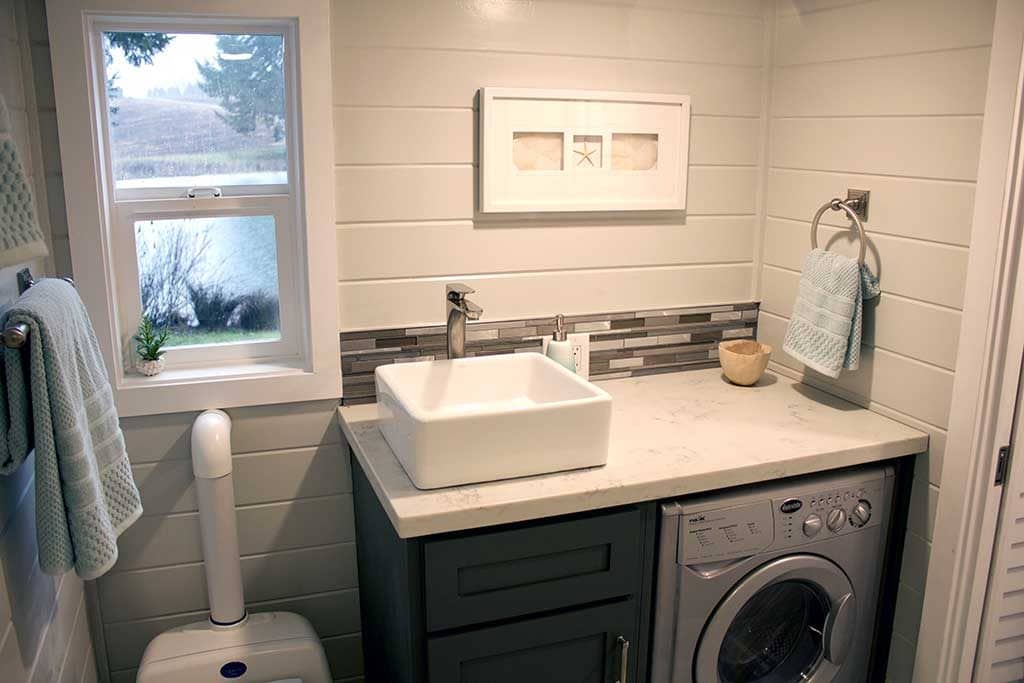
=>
[340,302,760,405]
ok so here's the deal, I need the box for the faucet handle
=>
[446,282,475,299]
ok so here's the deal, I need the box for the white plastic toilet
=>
[136,411,333,683]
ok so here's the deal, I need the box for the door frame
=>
[916,2,1024,680]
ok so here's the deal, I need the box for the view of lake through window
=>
[103,31,288,189]
[135,216,281,347]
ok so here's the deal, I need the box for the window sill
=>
[115,360,341,417]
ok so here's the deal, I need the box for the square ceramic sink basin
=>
[375,353,612,489]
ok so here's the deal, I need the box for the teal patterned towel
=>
[0,280,142,579]
[0,95,48,268]
[782,248,880,379]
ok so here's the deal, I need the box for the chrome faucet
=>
[446,283,483,359]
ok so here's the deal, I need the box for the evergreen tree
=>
[107,32,173,66]
[197,35,286,141]
[104,32,172,120]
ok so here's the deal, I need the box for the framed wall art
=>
[479,88,691,213]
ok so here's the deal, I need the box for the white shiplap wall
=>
[756,1,996,680]
[0,0,95,682]
[332,0,772,331]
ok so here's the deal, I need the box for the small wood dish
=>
[718,340,772,386]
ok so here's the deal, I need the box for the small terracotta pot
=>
[137,358,165,377]
[718,340,772,386]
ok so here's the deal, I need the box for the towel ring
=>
[810,197,867,264]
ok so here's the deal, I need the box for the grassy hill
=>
[108,96,286,182]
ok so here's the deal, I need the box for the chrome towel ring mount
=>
[810,189,871,264]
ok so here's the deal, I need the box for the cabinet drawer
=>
[428,599,638,683]
[423,506,644,632]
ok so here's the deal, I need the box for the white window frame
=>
[47,0,340,417]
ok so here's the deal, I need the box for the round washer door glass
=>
[694,555,857,683]
[717,579,827,682]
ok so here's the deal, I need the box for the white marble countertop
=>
[338,368,927,538]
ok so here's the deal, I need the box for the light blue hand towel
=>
[782,248,880,379]
[0,279,142,579]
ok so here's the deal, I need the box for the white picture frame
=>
[479,88,691,213]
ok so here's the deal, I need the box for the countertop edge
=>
[338,411,408,535]
[338,406,927,539]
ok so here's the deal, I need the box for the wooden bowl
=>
[718,340,772,386]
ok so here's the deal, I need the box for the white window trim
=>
[47,0,340,417]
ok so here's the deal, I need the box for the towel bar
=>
[2,274,76,348]
[810,189,870,264]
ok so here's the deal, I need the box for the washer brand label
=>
[780,498,803,514]
[220,661,247,678]
[688,514,706,524]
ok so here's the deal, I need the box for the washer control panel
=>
[775,480,884,547]
[679,478,885,563]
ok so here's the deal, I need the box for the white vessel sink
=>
[375,353,612,489]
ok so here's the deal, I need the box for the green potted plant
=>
[134,316,169,376]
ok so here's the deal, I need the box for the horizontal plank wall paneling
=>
[334,165,758,224]
[763,3,996,680]
[340,264,754,332]
[760,266,961,371]
[333,110,761,167]
[767,169,976,246]
[774,0,996,66]
[332,0,770,331]
[100,401,361,681]
[132,444,351,516]
[338,217,756,281]
[111,494,355,572]
[771,116,984,181]
[771,47,991,118]
[761,218,969,309]
[336,0,765,66]
[335,46,765,115]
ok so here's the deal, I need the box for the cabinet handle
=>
[616,635,629,683]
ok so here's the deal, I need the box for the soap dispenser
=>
[546,314,575,372]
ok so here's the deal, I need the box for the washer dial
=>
[826,507,846,533]
[850,499,872,527]
[802,514,823,538]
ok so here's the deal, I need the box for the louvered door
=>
[974,392,1024,681]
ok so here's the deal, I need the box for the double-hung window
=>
[50,1,339,416]
[97,22,300,366]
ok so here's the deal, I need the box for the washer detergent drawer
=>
[424,506,645,632]
[678,500,774,564]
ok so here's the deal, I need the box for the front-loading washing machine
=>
[651,463,895,683]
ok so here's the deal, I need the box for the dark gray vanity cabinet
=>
[352,455,658,683]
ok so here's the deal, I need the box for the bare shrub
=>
[137,226,210,327]
[232,292,279,331]
[187,283,239,328]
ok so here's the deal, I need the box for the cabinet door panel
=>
[424,506,644,631]
[427,600,637,683]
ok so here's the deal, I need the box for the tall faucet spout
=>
[445,283,483,359]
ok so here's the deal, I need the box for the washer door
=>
[694,554,857,683]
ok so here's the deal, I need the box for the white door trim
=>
[916,2,1024,680]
